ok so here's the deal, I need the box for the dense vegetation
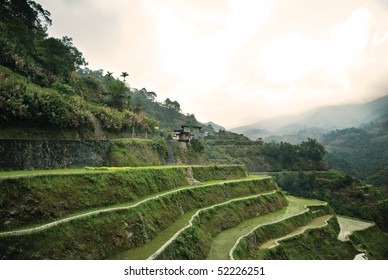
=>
[320,120,388,189]
[348,224,388,259]
[205,130,328,172]
[273,171,388,231]
[0,0,204,138]
[128,88,202,131]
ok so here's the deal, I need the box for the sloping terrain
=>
[0,165,384,260]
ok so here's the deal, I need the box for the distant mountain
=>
[232,95,388,142]
[204,122,225,132]
[264,127,330,145]
[241,128,273,140]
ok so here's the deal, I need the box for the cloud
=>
[37,0,388,128]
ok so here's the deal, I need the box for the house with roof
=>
[172,125,202,143]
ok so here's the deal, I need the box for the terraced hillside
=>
[0,165,383,259]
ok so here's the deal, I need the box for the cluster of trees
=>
[0,1,87,86]
[0,1,158,134]
[0,66,157,131]
[321,121,388,189]
[205,131,328,172]
[261,138,327,171]
[128,87,202,131]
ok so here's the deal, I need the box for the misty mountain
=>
[204,122,225,132]
[232,95,388,142]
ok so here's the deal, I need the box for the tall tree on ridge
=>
[121,71,129,82]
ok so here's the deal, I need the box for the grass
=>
[0,164,254,231]
[109,210,197,260]
[0,176,267,235]
[0,165,181,178]
[206,196,326,260]
[0,164,247,178]
[0,176,278,259]
[153,190,288,260]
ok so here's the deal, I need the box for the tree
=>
[121,71,129,82]
[0,0,52,32]
[299,138,326,161]
[164,98,180,112]
[0,2,87,86]
[106,79,130,111]
[61,36,88,69]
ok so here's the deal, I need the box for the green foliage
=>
[269,217,357,260]
[0,165,251,231]
[129,88,202,130]
[106,139,166,166]
[191,165,247,181]
[321,122,388,188]
[273,171,388,231]
[348,224,388,260]
[0,0,157,134]
[205,131,328,172]
[0,66,157,132]
[0,1,86,86]
[156,191,288,259]
[0,69,90,127]
[190,138,205,153]
[69,75,105,102]
[0,167,190,230]
[233,206,327,259]
[0,173,279,259]
[105,79,130,111]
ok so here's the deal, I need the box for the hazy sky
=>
[37,0,388,129]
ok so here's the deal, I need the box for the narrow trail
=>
[147,190,280,260]
[0,176,270,238]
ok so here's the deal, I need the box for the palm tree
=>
[121,72,129,82]
[104,71,113,86]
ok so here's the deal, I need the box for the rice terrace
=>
[0,0,387,262]
[0,164,385,260]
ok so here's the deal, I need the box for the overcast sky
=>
[37,0,388,129]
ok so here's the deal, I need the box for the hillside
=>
[272,171,388,231]
[0,1,206,141]
[1,165,386,260]
[320,120,388,188]
[1,1,387,262]
[204,130,328,172]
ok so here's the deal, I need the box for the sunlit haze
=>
[37,0,388,128]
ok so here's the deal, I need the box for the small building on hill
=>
[172,125,202,142]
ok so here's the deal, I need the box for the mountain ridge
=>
[231,95,388,141]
